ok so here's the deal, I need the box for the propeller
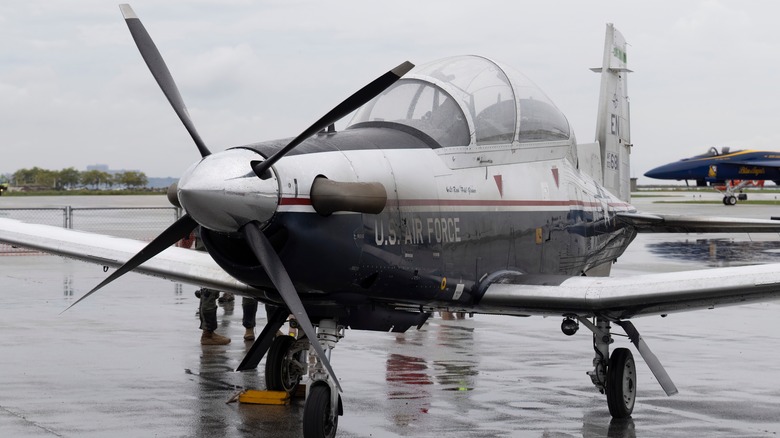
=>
[120,4,211,158]
[251,60,414,179]
[242,221,343,392]
[63,214,198,313]
[71,6,413,395]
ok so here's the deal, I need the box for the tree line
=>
[7,167,149,190]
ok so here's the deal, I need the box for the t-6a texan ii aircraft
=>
[645,147,780,205]
[6,5,780,438]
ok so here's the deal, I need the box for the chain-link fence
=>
[0,207,181,255]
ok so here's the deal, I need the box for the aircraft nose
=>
[644,163,675,180]
[178,149,279,233]
[644,166,663,179]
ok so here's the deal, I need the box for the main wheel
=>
[726,195,737,205]
[265,335,303,392]
[606,347,636,418]
[303,384,338,438]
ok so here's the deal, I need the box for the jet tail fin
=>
[592,24,632,202]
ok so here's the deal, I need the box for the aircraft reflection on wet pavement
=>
[647,238,780,267]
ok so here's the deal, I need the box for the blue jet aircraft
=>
[645,147,780,205]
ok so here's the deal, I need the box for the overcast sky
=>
[2,1,779,183]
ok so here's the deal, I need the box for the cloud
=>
[3,0,780,181]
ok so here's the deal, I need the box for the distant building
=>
[86,164,110,172]
[86,164,141,176]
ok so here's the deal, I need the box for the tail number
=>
[610,114,620,136]
[606,152,619,170]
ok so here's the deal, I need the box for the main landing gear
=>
[263,319,344,438]
[565,316,677,418]
[577,317,635,417]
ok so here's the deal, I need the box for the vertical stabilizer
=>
[592,24,632,202]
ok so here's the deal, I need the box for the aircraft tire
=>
[303,384,338,438]
[265,335,302,393]
[726,195,737,206]
[606,347,636,418]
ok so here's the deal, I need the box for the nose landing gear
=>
[302,319,343,438]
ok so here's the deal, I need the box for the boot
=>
[201,330,231,345]
[243,327,255,342]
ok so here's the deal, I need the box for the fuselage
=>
[197,125,637,313]
[176,55,638,323]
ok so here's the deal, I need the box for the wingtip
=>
[119,4,137,20]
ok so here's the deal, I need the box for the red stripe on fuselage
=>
[279,198,312,206]
[279,197,631,209]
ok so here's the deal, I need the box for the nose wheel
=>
[304,384,340,438]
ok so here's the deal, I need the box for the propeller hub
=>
[178,149,279,233]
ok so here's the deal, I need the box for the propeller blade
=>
[62,214,198,313]
[236,306,288,371]
[119,4,211,158]
[252,61,414,179]
[242,222,343,392]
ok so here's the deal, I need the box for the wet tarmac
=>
[3,194,780,437]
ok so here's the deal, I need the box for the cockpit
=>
[348,55,571,148]
[686,146,739,160]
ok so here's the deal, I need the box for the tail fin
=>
[592,24,632,202]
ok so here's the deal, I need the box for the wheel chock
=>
[238,390,290,405]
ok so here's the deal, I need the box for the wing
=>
[476,264,780,319]
[616,212,780,233]
[0,218,254,295]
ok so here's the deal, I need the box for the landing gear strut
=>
[303,319,343,438]
[579,317,636,418]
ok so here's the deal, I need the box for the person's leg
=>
[242,297,258,341]
[199,288,230,345]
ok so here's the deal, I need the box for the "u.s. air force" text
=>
[374,217,461,246]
